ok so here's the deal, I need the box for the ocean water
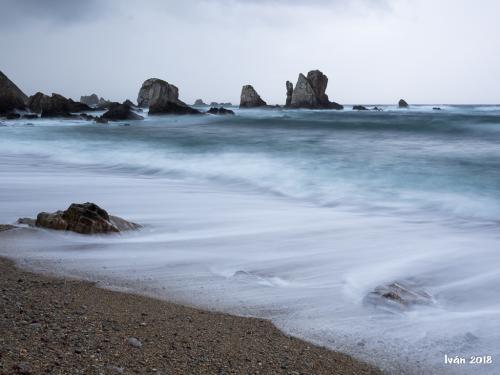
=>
[1,105,500,374]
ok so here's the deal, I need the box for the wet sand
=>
[0,256,382,375]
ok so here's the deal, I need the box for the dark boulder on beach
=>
[80,94,99,106]
[27,92,92,117]
[0,71,28,115]
[240,85,267,108]
[288,70,343,110]
[398,99,409,108]
[35,202,141,235]
[194,99,207,106]
[138,78,200,115]
[101,103,144,121]
[353,105,369,111]
[207,107,235,115]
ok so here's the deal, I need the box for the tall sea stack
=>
[286,70,343,110]
[0,71,28,115]
[239,85,267,108]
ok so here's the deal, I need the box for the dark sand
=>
[0,256,382,375]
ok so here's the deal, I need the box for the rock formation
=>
[194,99,207,106]
[239,85,267,108]
[101,103,144,121]
[285,81,293,107]
[123,99,136,108]
[35,202,141,235]
[27,92,91,117]
[80,94,99,106]
[207,107,235,115]
[398,99,409,108]
[0,71,28,115]
[353,105,369,111]
[137,78,201,115]
[287,70,343,110]
[364,281,434,311]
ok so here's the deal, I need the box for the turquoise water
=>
[1,105,500,374]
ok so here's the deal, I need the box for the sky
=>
[0,0,499,105]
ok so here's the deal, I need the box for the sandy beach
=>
[0,256,382,375]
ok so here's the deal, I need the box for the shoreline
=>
[0,256,382,375]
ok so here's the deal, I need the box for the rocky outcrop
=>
[27,92,91,117]
[35,202,141,235]
[287,70,343,110]
[0,224,16,232]
[353,105,369,111]
[101,104,143,121]
[398,99,409,108]
[207,107,235,115]
[123,99,136,108]
[137,78,201,115]
[194,99,207,106]
[80,94,99,106]
[0,71,28,115]
[364,281,434,311]
[285,81,293,107]
[240,85,267,108]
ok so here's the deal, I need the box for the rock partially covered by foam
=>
[207,107,235,115]
[101,103,144,121]
[35,202,141,235]
[365,281,434,311]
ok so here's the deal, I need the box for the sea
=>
[1,105,500,374]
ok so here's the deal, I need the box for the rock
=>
[0,71,27,115]
[353,105,369,111]
[123,99,136,107]
[127,337,142,348]
[14,362,31,374]
[149,101,201,115]
[27,92,92,117]
[210,101,219,106]
[194,99,207,106]
[95,117,108,124]
[365,281,434,311]
[95,98,117,110]
[207,107,235,115]
[0,224,16,232]
[285,81,293,107]
[6,113,21,119]
[35,202,141,235]
[80,94,99,106]
[433,107,442,111]
[138,78,201,115]
[288,70,343,110]
[239,85,267,108]
[398,99,409,108]
[102,104,143,121]
[16,218,36,227]
[22,114,38,119]
[372,106,382,111]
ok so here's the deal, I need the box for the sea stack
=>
[239,85,267,108]
[398,99,409,108]
[27,92,91,117]
[287,70,343,110]
[137,78,200,115]
[0,71,28,115]
[285,81,293,107]
[80,94,99,106]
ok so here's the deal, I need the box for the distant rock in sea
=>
[137,78,201,115]
[101,103,144,121]
[27,92,91,117]
[285,81,293,107]
[240,85,267,108]
[34,202,141,235]
[398,99,409,108]
[433,107,442,111]
[0,70,28,115]
[194,99,207,106]
[287,70,343,110]
[80,94,99,106]
[207,107,235,115]
[353,105,369,111]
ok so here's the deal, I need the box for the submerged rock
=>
[398,99,409,108]
[288,70,343,110]
[102,103,143,121]
[80,94,99,106]
[353,105,369,111]
[207,107,235,115]
[35,202,141,235]
[240,85,267,108]
[0,70,28,115]
[365,281,434,311]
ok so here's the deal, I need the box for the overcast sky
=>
[0,0,498,104]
